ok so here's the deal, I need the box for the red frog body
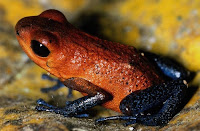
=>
[15,9,192,126]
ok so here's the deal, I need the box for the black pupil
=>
[16,30,19,35]
[31,40,50,57]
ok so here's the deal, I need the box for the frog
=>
[15,9,194,126]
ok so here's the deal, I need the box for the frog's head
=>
[15,9,71,78]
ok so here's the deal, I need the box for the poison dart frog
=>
[15,9,194,126]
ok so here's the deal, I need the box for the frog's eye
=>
[31,40,50,57]
[16,30,20,36]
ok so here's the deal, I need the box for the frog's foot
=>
[95,116,137,126]
[35,98,89,118]
[41,74,73,98]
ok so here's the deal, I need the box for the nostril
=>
[16,30,20,36]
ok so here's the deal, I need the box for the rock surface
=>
[0,0,199,130]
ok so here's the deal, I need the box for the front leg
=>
[40,74,73,98]
[36,93,106,117]
[36,77,112,117]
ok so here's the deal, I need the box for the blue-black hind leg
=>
[142,51,195,82]
[41,74,73,98]
[96,80,187,126]
[135,85,186,126]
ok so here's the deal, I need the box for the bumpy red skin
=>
[15,10,163,112]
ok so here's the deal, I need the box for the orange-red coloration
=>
[15,10,163,112]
